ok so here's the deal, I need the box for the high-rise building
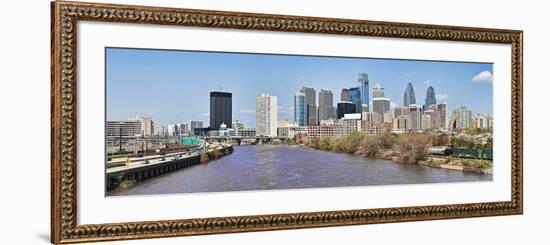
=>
[318,89,336,122]
[337,102,357,119]
[106,120,142,138]
[126,116,154,136]
[422,114,432,130]
[450,106,472,129]
[340,89,349,102]
[408,104,422,130]
[210,91,232,129]
[167,124,177,136]
[358,73,370,112]
[300,87,317,125]
[372,97,391,121]
[256,93,278,137]
[473,113,493,128]
[403,82,416,106]
[372,81,384,98]
[176,123,189,135]
[437,103,447,130]
[189,121,203,135]
[341,87,362,113]
[424,86,436,111]
[294,92,307,126]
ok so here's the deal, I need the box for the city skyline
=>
[106,48,493,128]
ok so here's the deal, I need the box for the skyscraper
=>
[189,120,203,135]
[210,91,232,129]
[318,89,336,122]
[300,87,317,125]
[403,82,416,106]
[424,86,436,111]
[341,87,361,113]
[340,88,350,102]
[373,97,391,121]
[437,103,447,130]
[450,106,472,129]
[408,104,422,130]
[256,93,278,137]
[372,81,384,98]
[294,92,307,126]
[358,73,370,112]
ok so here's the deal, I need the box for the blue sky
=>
[106,48,493,128]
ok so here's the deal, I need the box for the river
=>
[107,145,492,196]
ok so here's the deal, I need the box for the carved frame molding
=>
[51,1,523,243]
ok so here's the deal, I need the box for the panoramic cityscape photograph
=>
[105,47,494,196]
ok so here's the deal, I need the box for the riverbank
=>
[418,157,493,175]
[307,132,492,175]
[200,144,234,163]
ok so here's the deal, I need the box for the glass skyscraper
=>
[424,86,436,111]
[294,92,307,126]
[341,87,362,113]
[358,73,370,112]
[403,82,416,106]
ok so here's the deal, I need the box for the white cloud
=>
[436,93,448,101]
[424,80,431,85]
[240,109,255,114]
[200,112,209,117]
[390,102,399,109]
[472,70,493,83]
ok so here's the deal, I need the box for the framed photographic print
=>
[51,0,523,243]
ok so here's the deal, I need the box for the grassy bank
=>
[308,132,492,173]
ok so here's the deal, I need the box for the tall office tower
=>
[372,81,384,98]
[210,91,232,129]
[189,120,203,135]
[318,89,336,121]
[408,104,422,130]
[424,86,437,111]
[437,103,447,129]
[337,102,357,119]
[403,82,416,106]
[341,87,362,112]
[300,87,317,125]
[372,97,391,121]
[340,88,350,102]
[450,106,472,129]
[256,93,278,137]
[358,73,370,112]
[294,92,307,126]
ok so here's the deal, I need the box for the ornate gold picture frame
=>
[51,1,523,243]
